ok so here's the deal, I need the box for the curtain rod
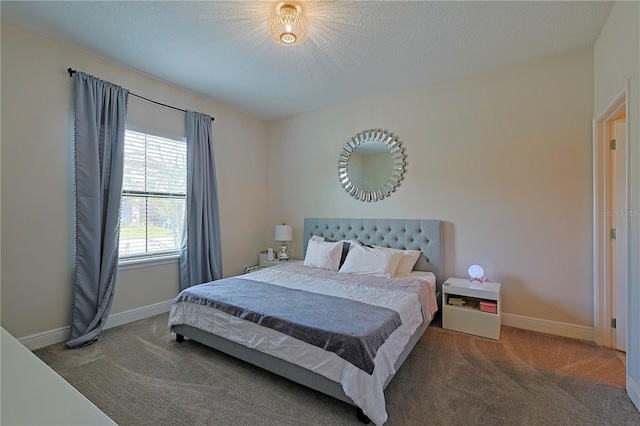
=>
[67,68,213,121]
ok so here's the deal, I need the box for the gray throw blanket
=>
[174,277,403,374]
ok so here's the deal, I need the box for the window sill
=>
[118,254,179,271]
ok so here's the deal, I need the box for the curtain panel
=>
[180,111,222,290]
[67,72,128,348]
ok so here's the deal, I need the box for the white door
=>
[614,119,627,352]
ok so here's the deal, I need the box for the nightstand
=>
[258,252,299,267]
[442,277,501,340]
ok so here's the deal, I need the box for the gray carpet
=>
[34,313,640,425]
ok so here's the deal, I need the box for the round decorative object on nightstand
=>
[468,264,485,283]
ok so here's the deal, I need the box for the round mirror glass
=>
[338,129,406,202]
[349,140,395,191]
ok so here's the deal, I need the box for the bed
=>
[169,218,443,425]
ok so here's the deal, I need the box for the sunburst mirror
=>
[338,129,406,202]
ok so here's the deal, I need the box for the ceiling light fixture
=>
[268,3,308,46]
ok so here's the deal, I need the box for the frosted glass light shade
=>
[468,264,485,282]
[275,225,293,242]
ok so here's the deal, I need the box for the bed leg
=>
[176,334,184,343]
[356,408,371,424]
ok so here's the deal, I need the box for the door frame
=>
[593,82,629,348]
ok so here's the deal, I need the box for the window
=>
[119,130,187,260]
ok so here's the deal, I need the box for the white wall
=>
[0,14,624,353]
[594,1,640,410]
[0,24,269,339]
[267,48,595,331]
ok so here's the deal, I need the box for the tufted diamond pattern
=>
[303,218,442,287]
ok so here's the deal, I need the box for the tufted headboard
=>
[303,218,444,292]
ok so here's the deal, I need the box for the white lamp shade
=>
[275,225,293,242]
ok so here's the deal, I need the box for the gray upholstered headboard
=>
[303,218,444,291]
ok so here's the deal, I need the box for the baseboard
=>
[17,304,596,349]
[502,312,594,341]
[628,375,640,412]
[104,299,173,330]
[19,299,173,351]
[18,325,71,351]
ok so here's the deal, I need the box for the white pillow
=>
[308,236,360,267]
[373,246,421,276]
[338,244,404,277]
[303,239,343,271]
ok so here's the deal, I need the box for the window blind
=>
[119,130,186,259]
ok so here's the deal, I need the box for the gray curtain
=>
[67,72,128,348]
[180,111,222,290]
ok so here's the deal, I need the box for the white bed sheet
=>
[168,266,438,425]
[407,271,437,291]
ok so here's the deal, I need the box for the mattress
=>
[169,263,437,425]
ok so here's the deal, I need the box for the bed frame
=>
[173,218,443,423]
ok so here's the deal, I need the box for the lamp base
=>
[277,243,289,261]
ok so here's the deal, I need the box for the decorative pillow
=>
[373,246,421,276]
[338,244,404,277]
[320,237,361,268]
[303,239,343,271]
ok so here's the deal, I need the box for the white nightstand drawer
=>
[442,304,501,340]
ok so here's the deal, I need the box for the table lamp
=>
[275,224,293,261]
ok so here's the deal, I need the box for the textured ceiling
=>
[1,1,613,121]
